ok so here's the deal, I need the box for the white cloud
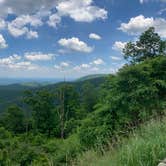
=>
[0,54,21,65]
[61,62,70,67]
[118,15,153,35]
[73,64,99,72]
[0,54,38,70]
[0,34,8,49]
[110,56,122,61]
[112,41,127,52]
[73,58,104,72]
[54,62,70,70]
[24,52,54,61]
[7,14,42,38]
[89,33,101,40]
[92,58,104,65]
[8,61,38,70]
[118,15,166,38]
[56,0,107,22]
[26,30,38,39]
[81,63,90,68]
[0,0,108,23]
[47,13,61,28]
[0,0,58,18]
[58,37,93,53]
[0,0,108,40]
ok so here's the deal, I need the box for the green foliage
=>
[78,104,112,149]
[123,27,166,63]
[24,90,56,136]
[76,118,166,166]
[2,105,25,134]
[81,82,98,112]
[0,130,81,166]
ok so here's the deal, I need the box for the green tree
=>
[3,105,25,133]
[123,27,166,63]
[24,90,55,136]
[55,84,80,138]
[81,82,98,112]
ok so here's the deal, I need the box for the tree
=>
[55,84,80,138]
[81,82,98,112]
[3,105,25,133]
[123,27,166,63]
[24,90,55,136]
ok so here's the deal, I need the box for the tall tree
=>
[3,105,25,133]
[123,27,166,63]
[55,84,79,138]
[24,90,55,136]
[81,82,98,112]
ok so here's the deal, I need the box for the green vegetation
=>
[76,117,166,166]
[0,27,165,165]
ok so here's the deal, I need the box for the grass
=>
[74,117,166,166]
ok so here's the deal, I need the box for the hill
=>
[0,84,36,113]
[0,75,107,112]
[76,74,108,82]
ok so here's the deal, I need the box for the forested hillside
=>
[0,76,105,113]
[0,27,165,166]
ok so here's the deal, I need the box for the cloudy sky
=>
[0,0,165,78]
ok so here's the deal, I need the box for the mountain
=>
[0,75,108,113]
[76,74,108,82]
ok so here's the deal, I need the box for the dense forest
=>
[0,27,166,166]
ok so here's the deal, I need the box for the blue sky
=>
[0,0,165,78]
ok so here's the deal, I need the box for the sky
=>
[0,0,165,78]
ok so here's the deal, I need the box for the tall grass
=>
[74,118,166,166]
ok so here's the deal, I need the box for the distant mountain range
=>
[0,74,108,113]
[0,78,74,86]
[76,74,108,82]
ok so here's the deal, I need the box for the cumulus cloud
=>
[54,62,70,70]
[8,61,38,70]
[73,58,104,72]
[118,15,166,38]
[0,0,58,18]
[47,13,61,28]
[112,41,127,52]
[92,58,104,65]
[0,54,21,65]
[56,0,107,22]
[0,54,38,70]
[80,63,90,68]
[24,52,54,61]
[89,33,101,40]
[58,37,93,53]
[0,34,7,49]
[60,62,70,67]
[0,0,108,40]
[7,14,42,38]
[26,30,38,39]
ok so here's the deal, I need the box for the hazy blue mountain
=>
[0,75,108,113]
